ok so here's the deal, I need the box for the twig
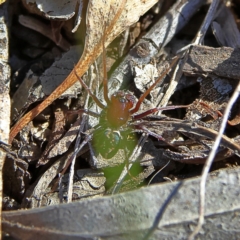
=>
[158,51,188,108]
[67,117,85,203]
[178,0,220,53]
[147,160,170,186]
[193,0,220,45]
[66,125,91,203]
[67,72,94,202]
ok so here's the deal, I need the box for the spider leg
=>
[130,56,179,114]
[74,67,105,109]
[102,26,111,105]
[132,105,189,120]
[67,109,100,118]
[100,0,127,105]
[134,125,165,141]
[134,125,179,151]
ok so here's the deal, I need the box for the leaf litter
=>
[2,0,240,239]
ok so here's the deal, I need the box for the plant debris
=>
[1,0,240,239]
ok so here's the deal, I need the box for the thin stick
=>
[67,115,87,202]
[147,160,170,186]
[158,51,188,108]
[67,68,94,202]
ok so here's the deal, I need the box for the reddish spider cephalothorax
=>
[74,44,187,159]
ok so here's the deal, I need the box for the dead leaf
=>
[19,15,71,50]
[21,0,79,20]
[3,168,240,239]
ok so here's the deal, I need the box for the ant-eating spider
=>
[72,42,188,160]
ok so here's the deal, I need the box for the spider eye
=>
[126,94,136,105]
[119,98,126,103]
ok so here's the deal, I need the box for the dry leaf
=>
[3,168,240,239]
[22,0,79,20]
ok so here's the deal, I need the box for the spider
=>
[71,42,188,160]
